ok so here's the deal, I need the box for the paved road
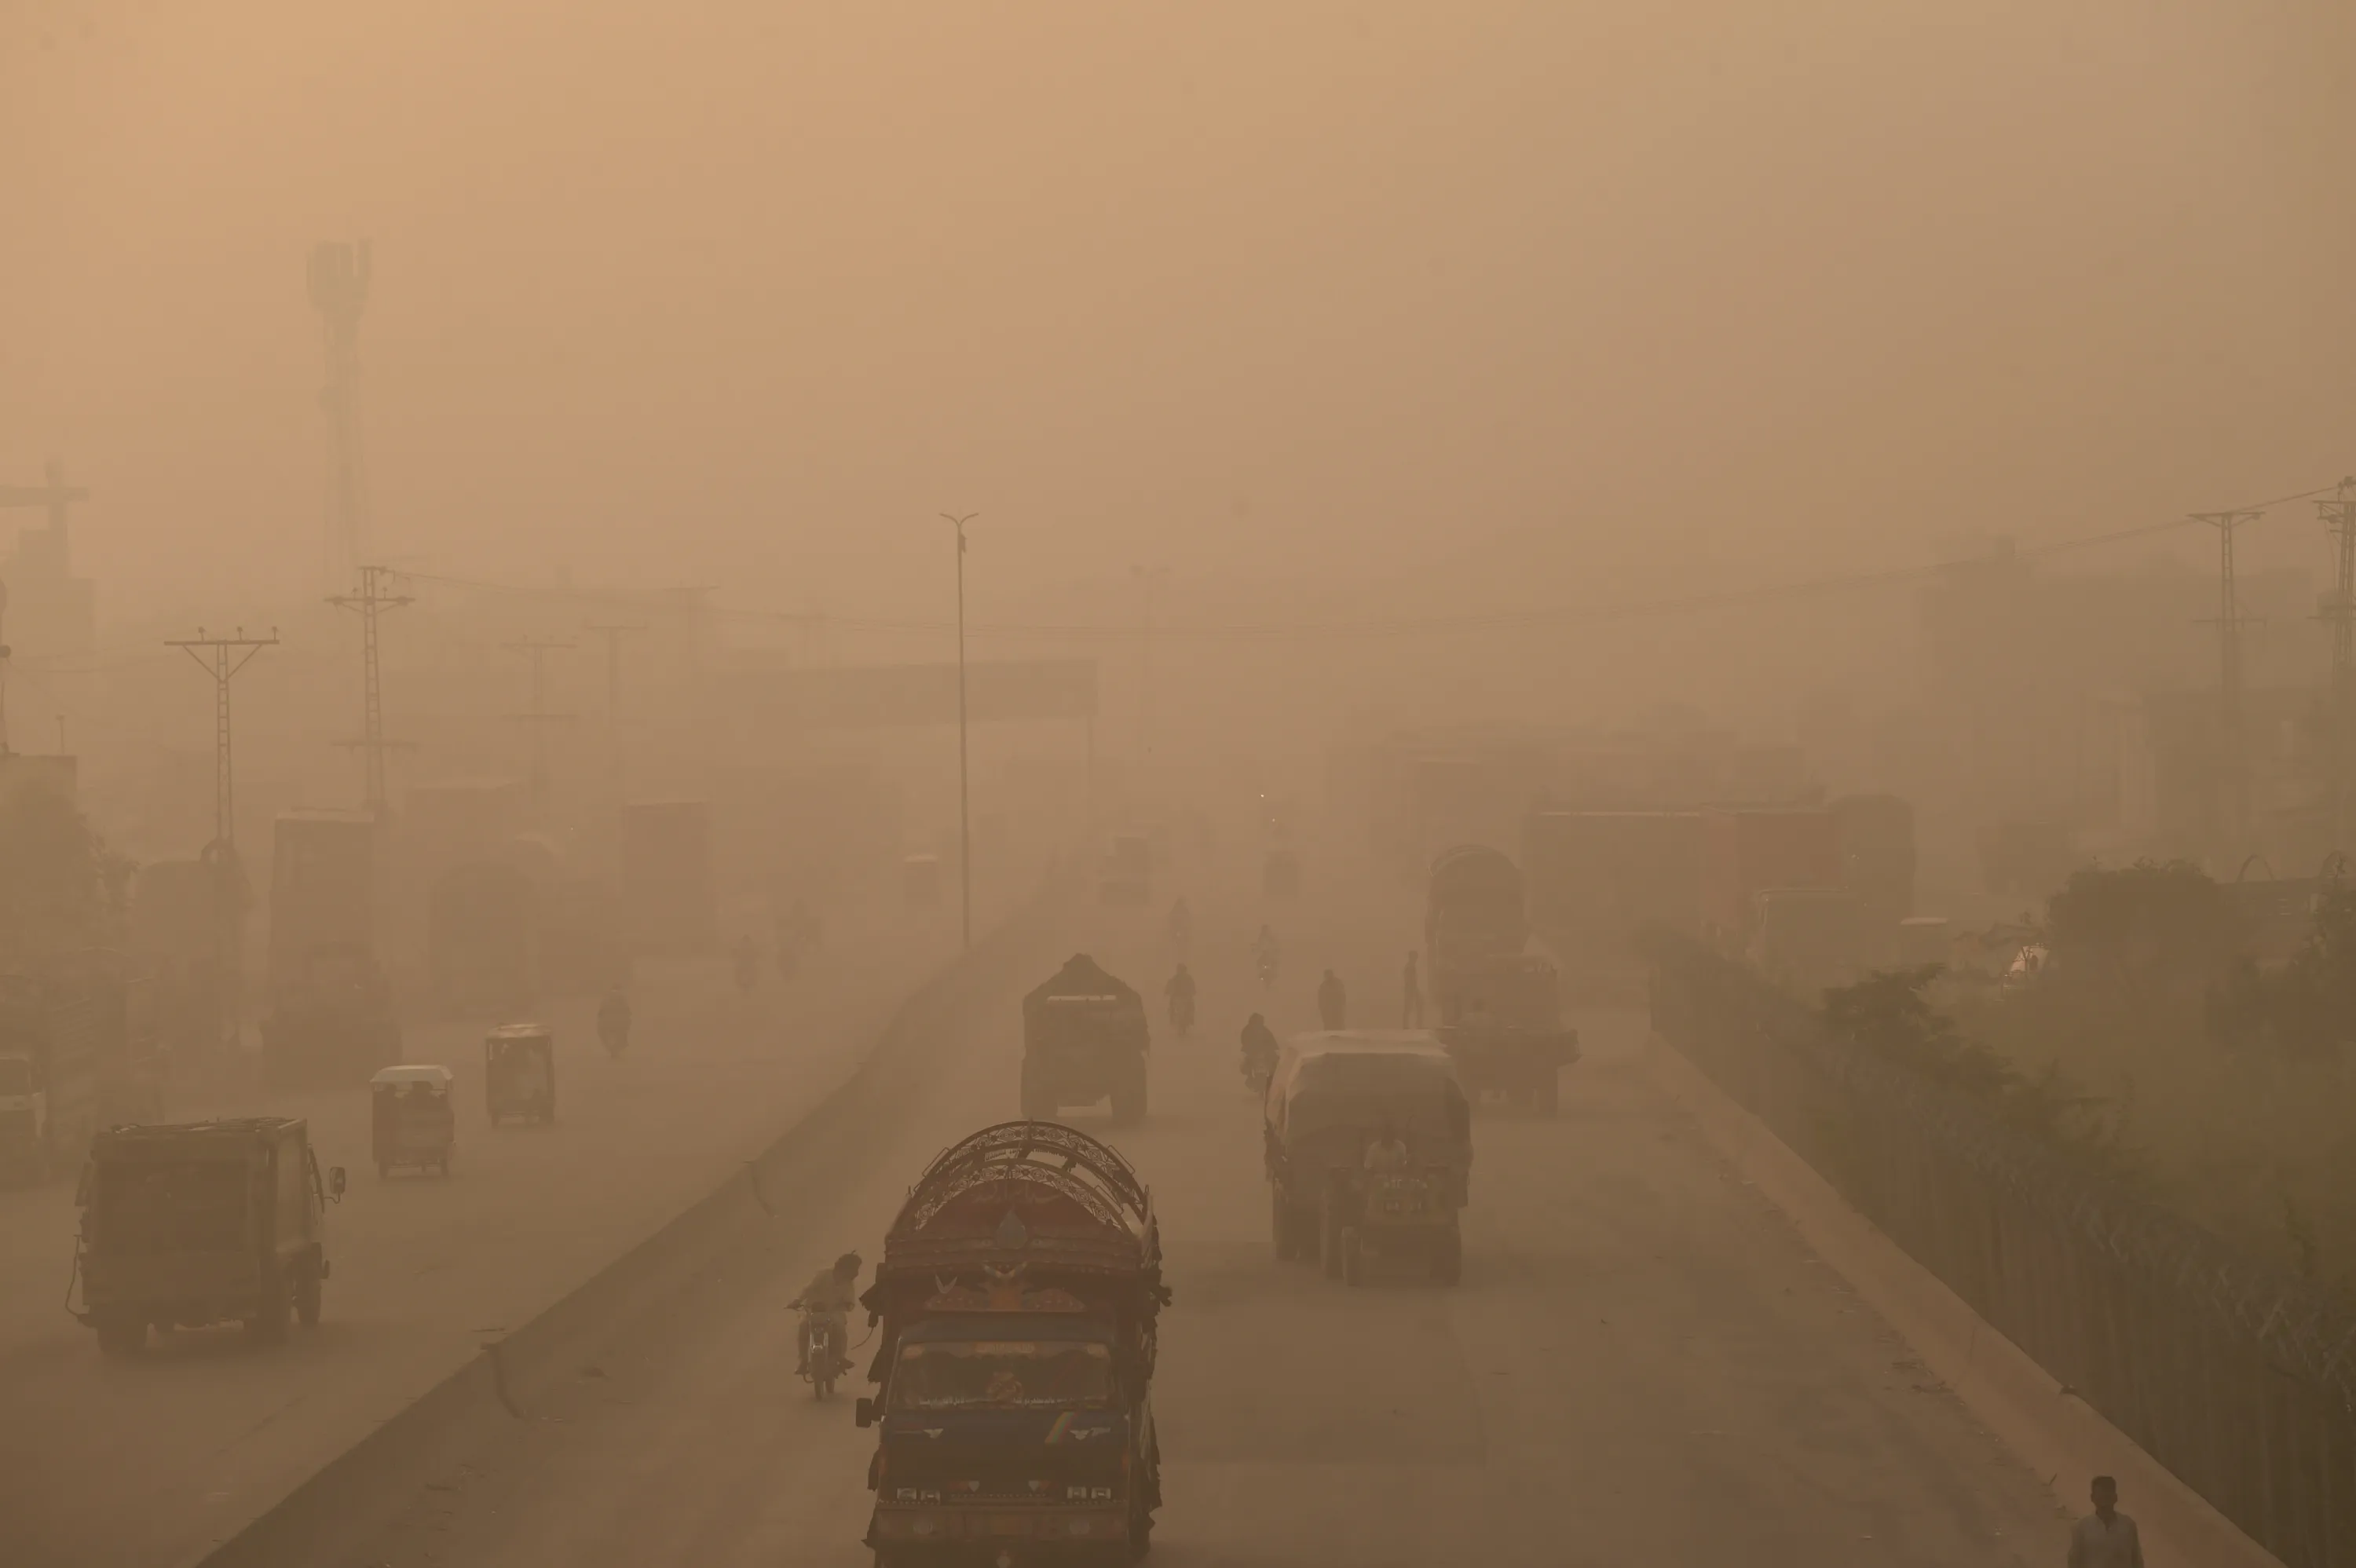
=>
[0,880,989,1568]
[350,878,2069,1568]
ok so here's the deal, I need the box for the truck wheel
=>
[247,1270,291,1344]
[1341,1226,1363,1287]
[295,1259,323,1328]
[95,1315,145,1358]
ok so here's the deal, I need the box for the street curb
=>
[1646,1031,2285,1568]
[185,873,1070,1568]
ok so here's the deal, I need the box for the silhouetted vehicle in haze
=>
[1425,847,1578,1110]
[369,1064,455,1178]
[71,1117,346,1356]
[1264,1033,1471,1285]
[0,959,164,1182]
[484,1024,557,1126]
[258,941,401,1088]
[855,1121,1168,1563]
[1021,955,1151,1124]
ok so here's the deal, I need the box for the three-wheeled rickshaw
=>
[484,1023,557,1127]
[1264,1030,1472,1286]
[369,1063,455,1177]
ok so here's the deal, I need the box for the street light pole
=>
[942,512,979,950]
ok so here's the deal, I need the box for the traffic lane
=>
[1128,1017,2062,1566]
[355,908,1046,1568]
[0,887,968,1568]
[354,901,2063,1568]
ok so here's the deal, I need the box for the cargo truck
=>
[1424,846,1579,1109]
[855,1120,1168,1564]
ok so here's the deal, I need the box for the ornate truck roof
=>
[883,1120,1160,1285]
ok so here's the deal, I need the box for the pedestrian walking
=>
[2066,1477,2143,1568]
[1317,968,1347,1031]
[1401,952,1424,1028]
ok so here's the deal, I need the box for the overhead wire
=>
[388,481,2350,645]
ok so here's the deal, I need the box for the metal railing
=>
[1650,940,2356,1568]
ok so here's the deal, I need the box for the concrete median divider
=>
[189,868,1074,1568]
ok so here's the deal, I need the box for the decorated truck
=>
[855,1120,1169,1565]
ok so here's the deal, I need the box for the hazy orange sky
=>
[4,0,2351,631]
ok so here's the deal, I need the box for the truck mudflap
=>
[866,1503,1129,1550]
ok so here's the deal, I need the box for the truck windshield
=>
[93,1161,247,1252]
[892,1339,1114,1411]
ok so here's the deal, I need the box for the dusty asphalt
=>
[0,883,982,1568]
[336,869,2069,1568]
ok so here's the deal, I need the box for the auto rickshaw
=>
[1263,1030,1472,1286]
[484,1023,557,1127]
[369,1063,456,1177]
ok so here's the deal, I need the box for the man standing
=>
[1401,952,1424,1027]
[2067,1476,2143,1568]
[1318,968,1347,1030]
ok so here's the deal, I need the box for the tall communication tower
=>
[309,241,373,591]
[2321,480,2356,848]
[330,564,414,815]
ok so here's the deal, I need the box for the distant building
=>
[0,461,97,662]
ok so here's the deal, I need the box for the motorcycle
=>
[799,1305,847,1401]
[1168,990,1195,1037]
[1241,1051,1275,1096]
[597,1007,631,1059]
[1254,949,1279,989]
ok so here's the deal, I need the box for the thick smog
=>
[4,5,2354,1566]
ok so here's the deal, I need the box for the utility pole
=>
[942,514,978,952]
[309,240,373,592]
[503,637,576,808]
[328,563,414,817]
[2194,509,2264,857]
[583,621,645,805]
[1132,565,1168,767]
[167,626,278,1052]
[2321,479,2356,850]
[0,580,11,757]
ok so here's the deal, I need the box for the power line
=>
[397,482,2350,645]
[164,625,278,1056]
[328,563,414,816]
[502,637,576,807]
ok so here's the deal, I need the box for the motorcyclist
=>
[1364,1120,1412,1172]
[596,985,632,1053]
[733,935,760,993]
[1238,1011,1279,1081]
[1164,963,1197,1035]
[792,1250,862,1376]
